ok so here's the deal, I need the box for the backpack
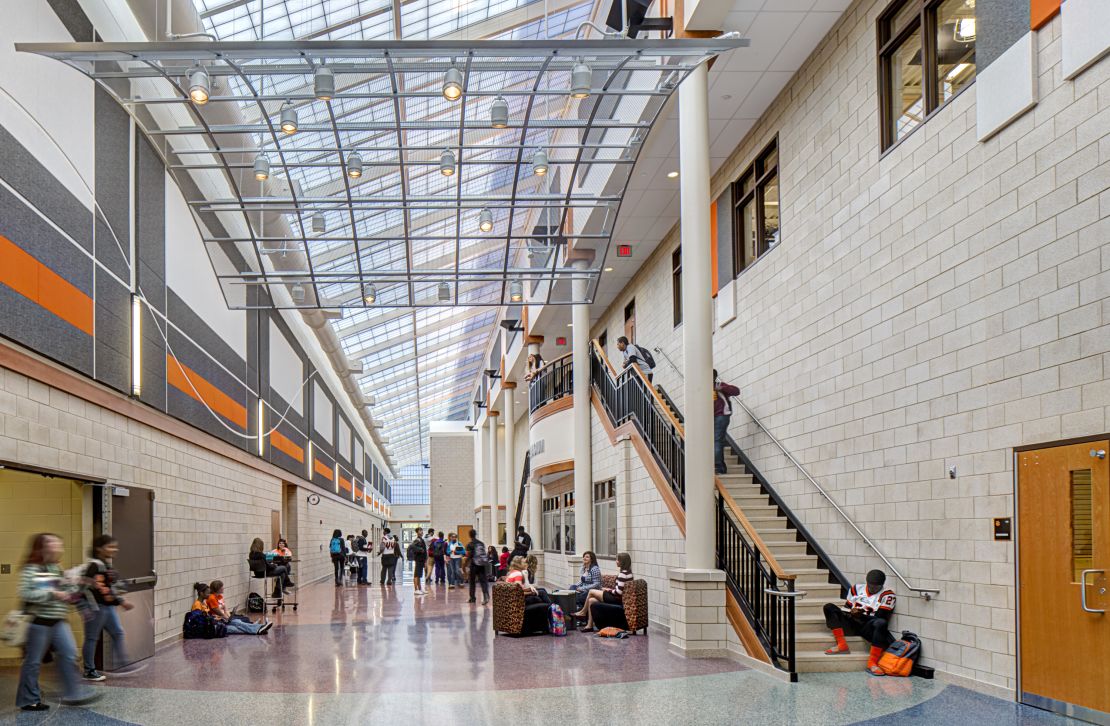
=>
[330,537,342,555]
[471,541,489,567]
[630,345,656,370]
[407,538,426,560]
[247,592,265,613]
[877,631,922,677]
[549,604,566,636]
[183,610,211,639]
[432,539,447,557]
[354,536,367,553]
[209,618,228,639]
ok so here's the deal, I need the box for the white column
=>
[527,342,543,539]
[679,62,715,571]
[475,422,486,534]
[503,386,516,540]
[487,412,500,545]
[572,259,593,554]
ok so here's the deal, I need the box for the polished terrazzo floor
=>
[0,567,1084,725]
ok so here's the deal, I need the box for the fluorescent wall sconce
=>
[256,399,265,456]
[130,294,142,396]
[306,440,314,479]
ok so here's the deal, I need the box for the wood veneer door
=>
[1018,442,1110,720]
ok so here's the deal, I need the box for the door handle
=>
[1081,569,1105,614]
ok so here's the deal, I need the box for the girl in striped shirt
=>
[574,552,633,632]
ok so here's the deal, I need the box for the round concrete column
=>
[487,411,499,545]
[503,385,516,540]
[572,259,593,554]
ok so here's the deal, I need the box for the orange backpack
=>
[877,631,922,677]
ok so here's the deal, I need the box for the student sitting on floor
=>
[823,569,896,675]
[197,581,271,635]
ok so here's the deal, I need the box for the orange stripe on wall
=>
[269,430,304,463]
[339,475,352,493]
[710,200,719,298]
[314,458,333,480]
[166,354,248,429]
[1031,0,1060,30]
[0,235,94,335]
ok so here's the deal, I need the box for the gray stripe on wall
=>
[94,86,130,280]
[977,0,1029,71]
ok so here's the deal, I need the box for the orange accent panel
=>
[710,200,719,298]
[0,235,94,335]
[166,354,248,429]
[339,475,352,492]
[1031,0,1060,30]
[314,458,333,480]
[269,430,304,463]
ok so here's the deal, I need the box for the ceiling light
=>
[667,170,679,178]
[312,213,326,235]
[187,65,209,105]
[954,17,975,43]
[279,100,298,134]
[478,208,493,232]
[347,151,363,178]
[945,62,971,82]
[440,148,456,176]
[437,282,451,301]
[567,323,573,327]
[571,59,591,99]
[290,283,306,303]
[365,285,377,304]
[604,266,614,272]
[314,66,335,101]
[253,154,270,181]
[490,95,509,128]
[510,280,523,303]
[532,149,549,176]
[442,65,463,101]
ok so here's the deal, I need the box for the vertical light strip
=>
[256,398,265,456]
[130,294,142,396]
[306,440,314,480]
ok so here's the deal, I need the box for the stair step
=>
[794,651,872,673]
[754,529,800,543]
[763,541,811,556]
[717,473,754,484]
[746,516,790,529]
[795,632,868,652]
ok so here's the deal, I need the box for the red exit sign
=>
[616,244,633,257]
[556,336,567,345]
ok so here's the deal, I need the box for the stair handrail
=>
[734,396,940,601]
[651,345,682,376]
[514,452,530,532]
[590,340,794,583]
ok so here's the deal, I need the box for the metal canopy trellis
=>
[20,38,745,313]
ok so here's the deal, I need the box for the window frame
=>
[592,479,617,557]
[671,246,682,328]
[730,137,779,279]
[877,0,976,153]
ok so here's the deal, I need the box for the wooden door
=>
[623,299,636,342]
[458,524,471,543]
[271,510,281,548]
[1018,442,1110,720]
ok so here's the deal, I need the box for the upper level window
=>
[672,246,682,327]
[731,138,779,277]
[878,0,976,151]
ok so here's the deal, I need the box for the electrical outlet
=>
[1,563,10,574]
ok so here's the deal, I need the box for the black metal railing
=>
[717,495,797,673]
[589,344,685,505]
[514,452,530,532]
[528,354,573,413]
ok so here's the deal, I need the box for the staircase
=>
[653,385,869,673]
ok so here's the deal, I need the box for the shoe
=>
[83,669,106,682]
[867,665,886,676]
[62,690,102,706]
[580,626,596,633]
[824,645,850,655]
[467,598,476,603]
[21,703,49,712]
[259,622,274,634]
[482,598,489,605]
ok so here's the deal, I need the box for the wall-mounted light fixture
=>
[257,399,265,456]
[130,294,142,397]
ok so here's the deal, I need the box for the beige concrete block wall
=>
[429,433,476,537]
[0,363,381,645]
[588,0,1110,692]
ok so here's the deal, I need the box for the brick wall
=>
[589,2,1110,692]
[429,432,475,537]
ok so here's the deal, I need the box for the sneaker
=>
[482,598,489,605]
[467,598,476,603]
[20,703,49,712]
[259,622,274,634]
[83,670,106,682]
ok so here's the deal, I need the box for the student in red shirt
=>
[498,547,511,578]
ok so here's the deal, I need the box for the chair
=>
[247,560,284,618]
[589,576,649,634]
[491,582,550,636]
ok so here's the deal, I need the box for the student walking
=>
[16,533,100,712]
[329,529,345,586]
[466,529,490,605]
[713,369,741,475]
[616,336,655,382]
[423,528,436,583]
[353,530,370,585]
[81,535,135,681]
[407,528,428,596]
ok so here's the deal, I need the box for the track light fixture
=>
[439,148,456,176]
[532,148,549,176]
[442,65,463,101]
[571,59,591,99]
[365,285,377,304]
[347,151,363,178]
[314,66,335,101]
[478,208,493,232]
[279,100,298,134]
[253,154,270,181]
[490,95,509,128]
[437,281,451,301]
[312,213,326,235]
[187,65,210,105]
[510,280,523,303]
[290,283,306,303]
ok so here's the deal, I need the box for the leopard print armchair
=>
[598,575,649,634]
[492,581,526,634]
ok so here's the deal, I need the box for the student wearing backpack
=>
[465,529,490,604]
[431,532,448,585]
[616,336,655,382]
[407,528,428,596]
[823,569,897,676]
[353,530,370,585]
[713,369,741,475]
[445,532,465,589]
[378,528,399,586]
[80,535,135,681]
[329,529,345,586]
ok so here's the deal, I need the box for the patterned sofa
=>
[491,581,550,636]
[588,575,649,634]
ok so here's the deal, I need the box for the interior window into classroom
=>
[878,0,976,151]
[592,479,617,557]
[731,138,779,277]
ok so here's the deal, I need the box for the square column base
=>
[668,568,728,658]
[565,556,582,589]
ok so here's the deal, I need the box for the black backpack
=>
[183,610,209,639]
[630,345,656,370]
[247,592,265,613]
[354,536,367,553]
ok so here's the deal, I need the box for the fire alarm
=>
[556,336,567,345]
[616,244,633,257]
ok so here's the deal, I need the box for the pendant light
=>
[478,208,494,232]
[312,213,326,235]
[347,151,363,178]
[365,285,377,305]
[279,100,298,134]
[187,65,210,105]
[571,59,591,99]
[314,66,335,101]
[442,65,463,101]
[510,280,523,303]
[253,154,270,181]
[439,148,456,177]
[532,148,549,176]
[437,282,451,301]
[490,96,509,128]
